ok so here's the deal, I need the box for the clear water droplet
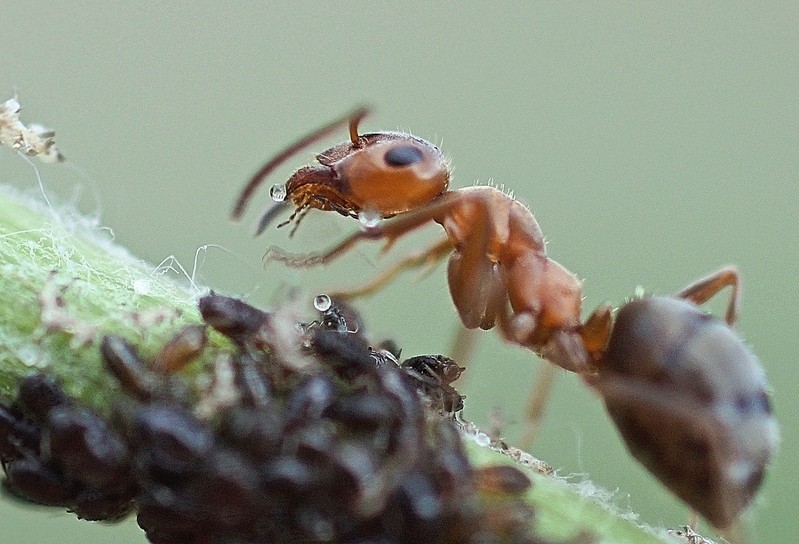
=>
[269,183,287,202]
[313,294,332,312]
[358,208,381,229]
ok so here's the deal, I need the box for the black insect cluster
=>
[0,294,572,544]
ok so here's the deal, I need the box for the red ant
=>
[232,107,600,374]
[232,109,776,534]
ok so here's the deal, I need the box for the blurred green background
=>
[1,3,796,543]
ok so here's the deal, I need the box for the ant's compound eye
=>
[384,145,425,167]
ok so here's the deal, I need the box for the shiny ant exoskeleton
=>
[232,108,776,532]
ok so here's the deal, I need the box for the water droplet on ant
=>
[358,208,381,230]
[313,294,332,312]
[269,183,287,202]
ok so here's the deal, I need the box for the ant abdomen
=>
[595,296,777,529]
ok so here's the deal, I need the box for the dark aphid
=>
[131,404,214,480]
[260,455,317,496]
[324,442,384,517]
[101,334,194,404]
[14,373,71,425]
[384,469,447,542]
[184,447,261,528]
[198,293,271,344]
[100,335,158,401]
[283,374,337,426]
[3,456,74,507]
[0,403,39,459]
[428,421,474,498]
[325,391,401,435]
[375,364,426,430]
[135,497,210,544]
[309,328,375,378]
[215,407,283,462]
[70,487,135,522]
[43,405,131,489]
[401,355,465,414]
[231,352,274,410]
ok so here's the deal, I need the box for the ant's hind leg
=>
[516,363,558,451]
[516,304,612,451]
[449,325,480,376]
[330,237,453,301]
[675,266,741,327]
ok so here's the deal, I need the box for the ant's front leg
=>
[265,191,464,269]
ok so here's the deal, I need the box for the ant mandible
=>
[232,109,776,533]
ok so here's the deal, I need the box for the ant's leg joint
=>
[505,312,538,346]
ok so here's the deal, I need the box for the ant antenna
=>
[349,109,366,145]
[231,106,370,220]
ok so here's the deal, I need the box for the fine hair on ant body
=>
[232,108,776,536]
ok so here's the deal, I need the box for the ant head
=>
[293,131,450,218]
[232,108,450,234]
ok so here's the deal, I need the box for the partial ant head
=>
[232,108,450,235]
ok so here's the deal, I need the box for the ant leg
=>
[515,303,612,450]
[265,191,465,269]
[449,325,480,374]
[492,302,560,451]
[265,230,369,268]
[516,363,558,451]
[675,266,740,327]
[330,236,453,300]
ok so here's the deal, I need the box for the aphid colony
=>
[0,294,586,544]
[232,108,778,532]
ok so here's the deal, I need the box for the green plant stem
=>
[0,186,228,410]
[0,186,681,544]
